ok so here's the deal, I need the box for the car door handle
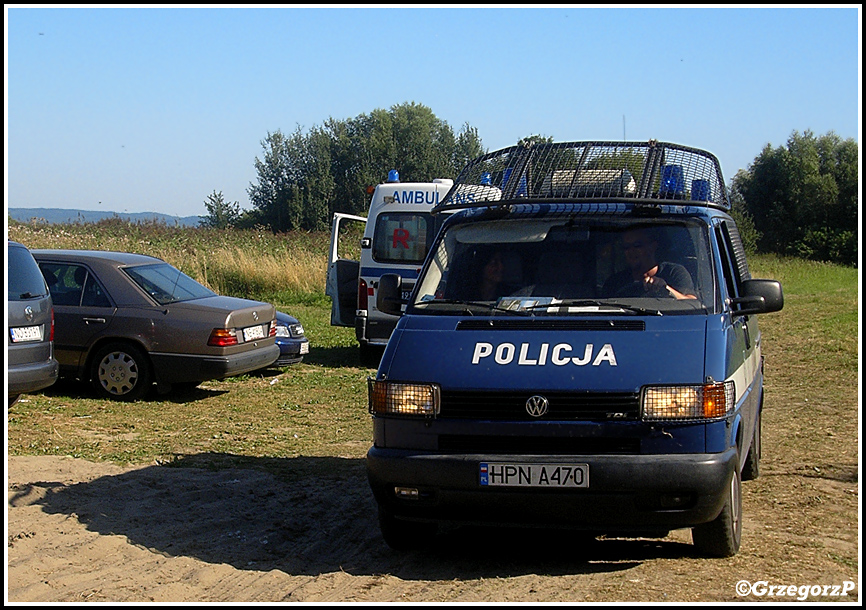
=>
[82,317,106,324]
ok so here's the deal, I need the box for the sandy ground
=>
[6,451,859,603]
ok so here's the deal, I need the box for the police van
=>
[367,141,784,557]
[327,170,499,366]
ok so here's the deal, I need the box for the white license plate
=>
[11,325,43,343]
[242,325,265,342]
[480,462,589,488]
[300,342,309,354]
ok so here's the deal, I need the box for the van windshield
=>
[411,217,715,315]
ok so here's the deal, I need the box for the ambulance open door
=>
[326,212,367,327]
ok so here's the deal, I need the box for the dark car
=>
[32,249,280,401]
[7,241,59,406]
[273,311,309,366]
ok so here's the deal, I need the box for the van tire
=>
[692,467,742,557]
[90,342,152,401]
[742,410,761,481]
[378,506,437,551]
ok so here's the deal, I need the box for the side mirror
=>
[732,279,784,316]
[377,273,404,316]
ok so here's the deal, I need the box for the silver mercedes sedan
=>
[32,249,280,401]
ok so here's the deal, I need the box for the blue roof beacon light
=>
[660,164,685,196]
[480,172,492,186]
[691,179,711,201]
[387,169,400,183]
[502,167,528,197]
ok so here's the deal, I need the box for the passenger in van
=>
[603,227,697,300]
[443,246,524,301]
[475,249,507,300]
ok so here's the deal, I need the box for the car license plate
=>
[480,462,589,488]
[10,325,43,343]
[300,342,309,355]
[242,324,265,342]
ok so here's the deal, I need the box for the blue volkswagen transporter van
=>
[368,141,783,557]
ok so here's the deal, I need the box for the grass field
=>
[6,219,860,473]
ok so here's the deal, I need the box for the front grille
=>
[438,435,640,454]
[439,390,640,421]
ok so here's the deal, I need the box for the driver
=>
[603,226,696,300]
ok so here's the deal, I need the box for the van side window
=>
[715,221,745,304]
[722,221,751,282]
[372,213,433,264]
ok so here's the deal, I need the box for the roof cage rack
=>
[434,140,729,213]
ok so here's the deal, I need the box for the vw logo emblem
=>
[525,395,549,418]
[24,306,34,322]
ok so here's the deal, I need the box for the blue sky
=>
[5,5,861,219]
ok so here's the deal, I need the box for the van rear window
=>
[9,246,49,301]
[372,212,434,264]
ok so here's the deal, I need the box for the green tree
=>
[517,134,554,147]
[728,180,761,256]
[248,104,484,231]
[732,130,858,265]
[247,130,296,232]
[300,126,335,232]
[199,190,241,229]
[453,123,486,175]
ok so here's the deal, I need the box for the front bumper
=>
[274,337,309,366]
[367,446,737,532]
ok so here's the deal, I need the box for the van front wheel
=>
[692,467,742,557]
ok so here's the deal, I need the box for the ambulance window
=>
[372,213,434,264]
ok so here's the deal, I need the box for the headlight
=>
[275,325,291,337]
[642,381,735,421]
[368,379,440,417]
[290,323,305,337]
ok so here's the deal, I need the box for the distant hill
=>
[7,208,203,228]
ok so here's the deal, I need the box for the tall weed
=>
[7,218,330,302]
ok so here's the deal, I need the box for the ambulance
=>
[326,170,499,366]
[326,171,452,366]
[367,141,784,557]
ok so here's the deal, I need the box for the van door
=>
[714,219,760,466]
[326,212,367,326]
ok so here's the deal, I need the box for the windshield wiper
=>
[522,299,663,316]
[415,299,533,316]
